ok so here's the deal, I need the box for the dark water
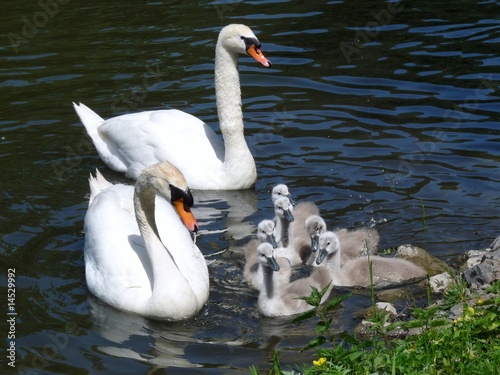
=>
[1,0,500,373]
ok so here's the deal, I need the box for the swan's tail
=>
[88,169,113,205]
[73,102,105,132]
[73,102,110,157]
[73,102,129,174]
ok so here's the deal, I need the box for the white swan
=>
[257,243,332,317]
[316,232,426,288]
[84,162,209,320]
[73,24,271,190]
[243,220,278,291]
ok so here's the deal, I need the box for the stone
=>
[466,250,487,269]
[396,244,449,276]
[490,235,500,251]
[429,273,453,293]
[449,303,464,320]
[375,302,397,316]
[376,288,411,302]
[463,253,500,289]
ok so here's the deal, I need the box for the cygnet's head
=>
[257,243,280,271]
[256,220,278,248]
[305,215,327,252]
[316,231,340,265]
[271,184,296,205]
[273,197,295,223]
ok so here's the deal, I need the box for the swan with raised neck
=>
[73,24,271,190]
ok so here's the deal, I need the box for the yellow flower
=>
[477,298,484,305]
[313,357,327,367]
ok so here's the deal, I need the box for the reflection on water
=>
[192,189,258,241]
[1,0,500,373]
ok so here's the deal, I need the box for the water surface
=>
[1,0,500,373]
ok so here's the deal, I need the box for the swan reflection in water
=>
[191,188,258,241]
[87,295,202,370]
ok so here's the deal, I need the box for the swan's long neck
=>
[133,184,189,311]
[214,40,254,173]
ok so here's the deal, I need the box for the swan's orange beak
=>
[247,44,272,68]
[173,199,199,233]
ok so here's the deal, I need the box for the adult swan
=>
[73,24,272,190]
[84,162,209,320]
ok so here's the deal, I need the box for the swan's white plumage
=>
[84,163,209,320]
[74,24,271,190]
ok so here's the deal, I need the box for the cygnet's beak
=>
[267,234,278,249]
[284,209,294,223]
[315,248,328,265]
[311,235,320,253]
[267,256,280,272]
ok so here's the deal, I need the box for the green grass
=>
[249,279,500,375]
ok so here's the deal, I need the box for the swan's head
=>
[218,24,272,67]
[316,231,340,265]
[140,162,199,233]
[305,215,327,253]
[257,243,280,271]
[274,197,294,223]
[257,220,278,248]
[271,183,296,205]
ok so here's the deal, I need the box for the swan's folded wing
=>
[99,109,224,181]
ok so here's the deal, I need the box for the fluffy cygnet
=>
[289,203,321,261]
[273,197,295,247]
[316,231,426,288]
[243,220,278,291]
[335,227,380,265]
[257,243,333,317]
[301,215,328,265]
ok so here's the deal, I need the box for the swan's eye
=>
[169,185,194,207]
[242,36,262,50]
